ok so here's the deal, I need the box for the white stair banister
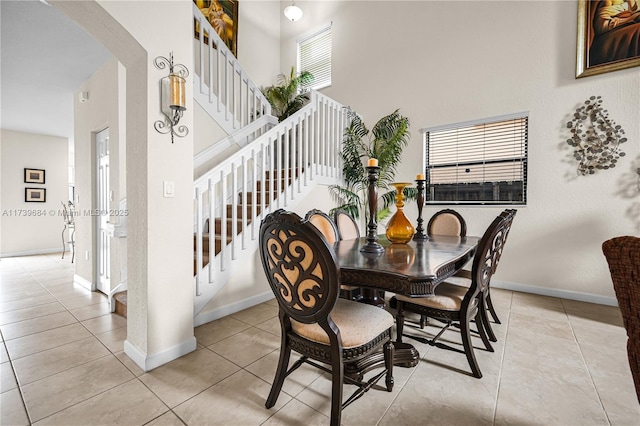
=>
[192,91,350,321]
[193,3,271,134]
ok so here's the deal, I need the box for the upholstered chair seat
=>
[291,298,394,348]
[394,282,471,311]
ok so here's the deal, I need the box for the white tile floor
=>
[1,253,639,425]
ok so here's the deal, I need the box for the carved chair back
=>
[491,209,517,275]
[427,209,467,237]
[333,209,360,241]
[464,214,509,308]
[259,209,341,325]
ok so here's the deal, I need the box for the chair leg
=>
[384,341,394,392]
[266,345,291,408]
[395,301,405,343]
[486,290,501,324]
[419,314,428,329]
[480,293,497,342]
[330,356,344,426]
[475,310,494,353]
[460,315,482,379]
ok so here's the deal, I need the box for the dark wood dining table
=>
[334,234,479,370]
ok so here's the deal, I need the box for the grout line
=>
[566,309,613,425]
[492,290,513,426]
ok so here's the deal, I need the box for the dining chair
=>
[259,209,394,425]
[305,209,339,245]
[333,209,360,240]
[306,209,360,301]
[391,213,510,378]
[418,208,468,328]
[447,209,517,342]
[333,209,363,301]
[427,208,467,237]
[602,236,640,403]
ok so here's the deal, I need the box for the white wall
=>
[279,0,640,300]
[238,0,282,87]
[0,129,69,256]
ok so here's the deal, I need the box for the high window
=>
[422,113,528,205]
[297,24,332,90]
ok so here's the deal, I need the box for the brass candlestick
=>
[413,179,427,241]
[361,166,384,254]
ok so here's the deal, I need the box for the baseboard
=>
[124,336,197,372]
[0,248,62,258]
[74,274,95,291]
[194,290,274,327]
[491,280,618,307]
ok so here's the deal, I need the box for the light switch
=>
[163,181,175,198]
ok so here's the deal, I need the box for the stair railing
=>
[193,3,272,133]
[193,90,348,297]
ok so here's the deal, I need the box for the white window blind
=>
[422,113,528,205]
[297,25,332,90]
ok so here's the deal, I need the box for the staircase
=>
[113,5,348,322]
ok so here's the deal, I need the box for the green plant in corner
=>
[329,108,414,222]
[262,67,314,122]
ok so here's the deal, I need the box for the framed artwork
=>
[193,0,239,57]
[24,168,45,184]
[25,188,46,203]
[576,0,640,78]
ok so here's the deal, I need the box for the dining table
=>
[334,234,479,371]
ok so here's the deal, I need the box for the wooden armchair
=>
[259,210,394,425]
[602,236,640,403]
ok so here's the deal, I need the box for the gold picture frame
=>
[193,0,238,57]
[576,0,640,78]
[24,168,45,184]
[25,188,46,203]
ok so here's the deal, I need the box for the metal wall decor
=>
[566,96,627,175]
[154,52,189,143]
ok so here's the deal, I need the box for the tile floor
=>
[1,253,639,425]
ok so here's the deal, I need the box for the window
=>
[422,112,528,205]
[297,24,332,90]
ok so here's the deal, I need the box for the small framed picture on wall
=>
[25,188,46,203]
[24,168,45,184]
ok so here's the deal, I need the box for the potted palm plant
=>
[262,67,314,122]
[329,108,413,221]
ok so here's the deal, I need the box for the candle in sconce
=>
[367,158,378,167]
[416,174,425,180]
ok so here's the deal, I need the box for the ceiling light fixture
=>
[284,1,303,22]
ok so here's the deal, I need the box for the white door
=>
[96,128,110,294]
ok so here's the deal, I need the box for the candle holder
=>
[413,179,428,241]
[360,166,384,254]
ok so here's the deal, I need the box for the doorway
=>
[96,128,110,294]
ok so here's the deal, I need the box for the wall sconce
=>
[284,1,303,21]
[153,52,189,143]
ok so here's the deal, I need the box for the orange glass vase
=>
[385,182,415,243]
